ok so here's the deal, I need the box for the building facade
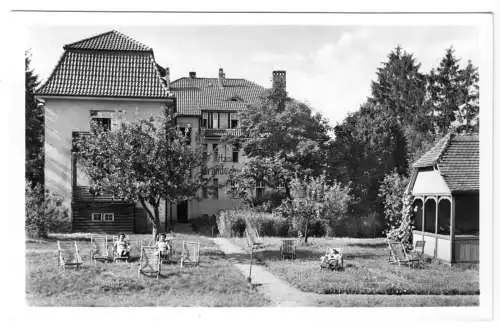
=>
[36,30,280,232]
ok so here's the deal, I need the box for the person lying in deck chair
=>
[155,234,171,260]
[114,234,130,258]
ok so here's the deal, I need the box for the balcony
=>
[201,128,243,138]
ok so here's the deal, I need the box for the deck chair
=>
[409,240,426,266]
[387,239,419,268]
[137,246,161,279]
[180,241,200,268]
[90,235,112,264]
[146,237,175,264]
[245,227,264,249]
[112,235,130,263]
[57,241,83,271]
[280,239,296,260]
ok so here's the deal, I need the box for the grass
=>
[231,237,479,298]
[26,233,270,306]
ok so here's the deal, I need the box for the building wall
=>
[174,116,249,220]
[44,97,169,215]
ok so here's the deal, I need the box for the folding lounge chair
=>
[147,237,175,264]
[280,239,296,260]
[409,240,426,266]
[245,227,264,249]
[90,234,112,264]
[387,239,419,268]
[180,241,200,268]
[57,240,83,271]
[137,246,161,279]
[112,235,130,263]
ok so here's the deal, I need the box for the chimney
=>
[272,70,286,92]
[218,68,225,79]
[161,67,170,89]
[218,68,225,89]
[189,71,196,79]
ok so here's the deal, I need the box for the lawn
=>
[26,233,270,306]
[231,237,479,301]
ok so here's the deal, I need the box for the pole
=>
[248,245,253,284]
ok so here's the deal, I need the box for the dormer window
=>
[228,95,242,102]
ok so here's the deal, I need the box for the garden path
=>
[213,237,315,306]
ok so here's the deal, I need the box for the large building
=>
[36,30,282,233]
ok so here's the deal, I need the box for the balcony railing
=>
[201,128,242,138]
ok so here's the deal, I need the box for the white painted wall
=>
[44,97,169,211]
[412,169,451,196]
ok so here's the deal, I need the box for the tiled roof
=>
[412,133,479,192]
[64,30,151,52]
[170,77,266,116]
[36,31,169,99]
[413,133,451,168]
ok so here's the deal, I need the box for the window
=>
[91,117,111,131]
[202,186,208,199]
[104,213,115,221]
[212,113,219,129]
[91,213,102,221]
[213,143,219,160]
[256,180,265,200]
[202,112,208,128]
[219,113,228,129]
[231,119,238,129]
[232,145,239,163]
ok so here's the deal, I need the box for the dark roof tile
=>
[36,31,168,99]
[170,77,266,116]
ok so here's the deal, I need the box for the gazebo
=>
[406,133,479,264]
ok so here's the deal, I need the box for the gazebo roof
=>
[412,133,479,193]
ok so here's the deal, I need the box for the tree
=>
[238,86,331,191]
[226,156,292,208]
[25,51,44,188]
[327,102,409,226]
[456,60,479,132]
[76,114,207,240]
[279,175,351,243]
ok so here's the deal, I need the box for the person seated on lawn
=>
[155,233,171,259]
[320,248,343,270]
[114,233,130,258]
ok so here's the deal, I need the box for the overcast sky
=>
[25,25,480,126]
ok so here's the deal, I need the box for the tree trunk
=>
[153,205,161,242]
[304,223,309,244]
[138,195,160,242]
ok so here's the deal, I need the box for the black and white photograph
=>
[1,0,497,325]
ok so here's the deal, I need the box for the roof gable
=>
[64,30,151,52]
[411,133,479,193]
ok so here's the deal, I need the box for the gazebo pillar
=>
[434,196,439,259]
[450,196,455,263]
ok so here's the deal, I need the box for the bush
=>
[191,215,219,236]
[26,181,70,238]
[231,217,247,237]
[216,209,291,237]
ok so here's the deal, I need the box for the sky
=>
[25,25,480,127]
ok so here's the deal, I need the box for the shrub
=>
[216,209,290,237]
[191,215,219,236]
[26,180,70,238]
[378,170,410,234]
[231,217,247,237]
